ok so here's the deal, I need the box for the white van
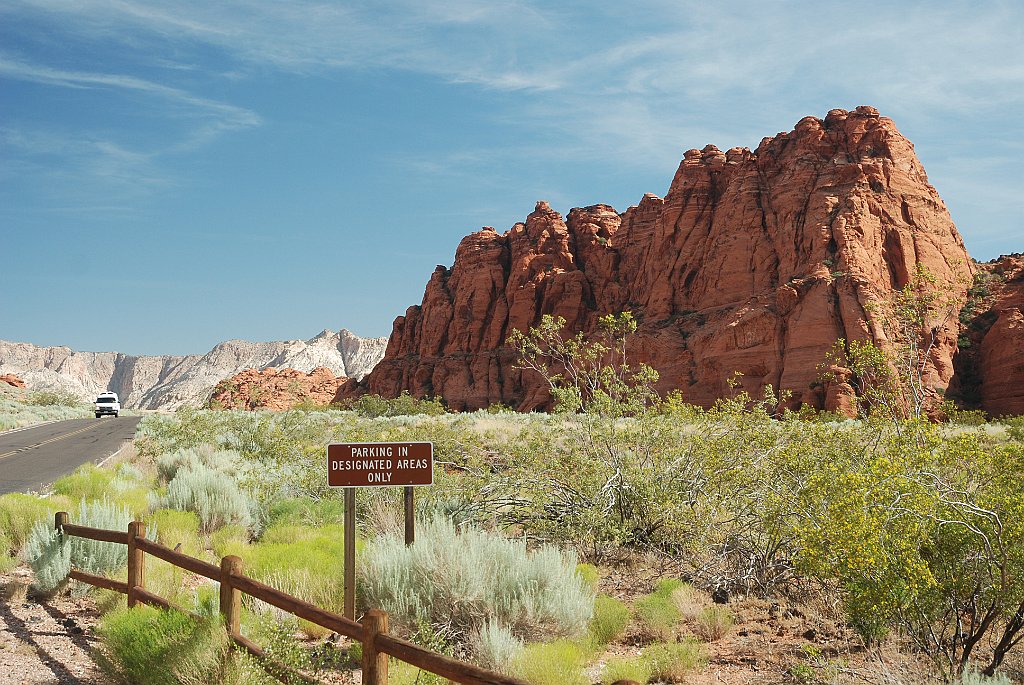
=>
[95,392,120,418]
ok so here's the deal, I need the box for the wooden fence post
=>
[54,511,68,535]
[361,609,389,685]
[220,555,243,637]
[126,520,146,608]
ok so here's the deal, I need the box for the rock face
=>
[0,373,26,390]
[209,367,347,411]
[350,107,976,412]
[968,255,1024,417]
[0,329,386,410]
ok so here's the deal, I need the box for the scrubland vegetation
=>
[0,384,92,430]
[0,390,1020,684]
[1,278,1022,683]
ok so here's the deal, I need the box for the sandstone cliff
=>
[209,367,347,411]
[349,107,978,413]
[0,329,386,410]
[950,255,1024,417]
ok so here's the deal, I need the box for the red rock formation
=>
[347,107,977,412]
[970,255,1024,417]
[0,373,26,389]
[210,367,346,411]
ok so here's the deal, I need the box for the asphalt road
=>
[0,417,141,495]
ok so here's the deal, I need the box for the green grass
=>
[52,464,115,501]
[95,604,229,685]
[219,523,352,617]
[210,524,249,557]
[265,497,347,528]
[148,509,206,559]
[589,594,630,646]
[633,579,685,641]
[0,529,16,573]
[514,640,588,685]
[643,640,707,680]
[575,563,599,591]
[0,493,71,556]
[602,655,652,684]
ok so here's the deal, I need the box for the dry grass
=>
[671,583,708,622]
[694,605,734,641]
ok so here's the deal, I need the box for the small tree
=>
[507,312,659,417]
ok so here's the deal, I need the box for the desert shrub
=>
[348,391,447,418]
[28,389,82,407]
[0,386,91,429]
[514,640,588,685]
[242,612,347,680]
[589,594,630,646]
[940,401,988,426]
[602,655,652,684]
[796,429,1024,676]
[472,619,524,675]
[644,640,707,679]
[161,463,252,533]
[25,499,140,593]
[694,605,734,641]
[1003,416,1024,442]
[633,579,684,641]
[959,670,1012,685]
[156,445,241,484]
[95,603,229,685]
[359,517,594,646]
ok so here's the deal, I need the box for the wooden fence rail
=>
[54,512,530,685]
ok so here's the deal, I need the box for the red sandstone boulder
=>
[0,373,26,390]
[210,367,346,411]
[344,107,978,412]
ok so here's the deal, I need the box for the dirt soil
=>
[0,568,109,685]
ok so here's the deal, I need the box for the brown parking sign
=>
[327,442,433,487]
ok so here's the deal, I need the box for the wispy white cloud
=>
[0,54,260,133]
[0,52,262,200]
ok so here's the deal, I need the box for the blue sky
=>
[2,0,1021,356]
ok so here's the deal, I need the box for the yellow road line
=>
[0,421,106,460]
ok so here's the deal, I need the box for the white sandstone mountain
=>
[0,329,386,410]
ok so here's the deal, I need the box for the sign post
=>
[328,442,433,619]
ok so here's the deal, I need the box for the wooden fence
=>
[54,512,529,685]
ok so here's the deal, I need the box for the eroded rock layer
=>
[209,367,347,411]
[348,107,977,412]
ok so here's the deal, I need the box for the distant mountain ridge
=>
[0,329,387,410]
